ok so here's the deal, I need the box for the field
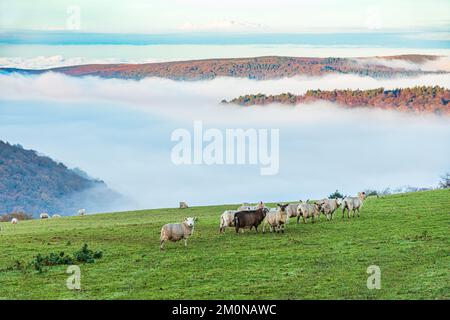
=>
[0,189,449,300]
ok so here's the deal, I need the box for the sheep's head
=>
[277,203,289,212]
[358,192,367,200]
[336,198,343,206]
[184,217,196,227]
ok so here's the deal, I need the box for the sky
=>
[1,0,449,33]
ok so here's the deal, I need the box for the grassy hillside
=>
[0,189,449,300]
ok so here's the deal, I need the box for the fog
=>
[0,72,449,211]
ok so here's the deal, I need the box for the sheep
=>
[11,218,18,224]
[286,202,301,219]
[297,202,321,224]
[219,210,237,233]
[40,213,49,219]
[160,217,197,250]
[234,208,268,234]
[52,214,61,218]
[179,201,189,209]
[263,204,289,233]
[316,198,342,220]
[237,201,265,211]
[78,209,86,216]
[342,192,366,219]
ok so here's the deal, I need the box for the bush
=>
[439,173,450,189]
[31,244,103,272]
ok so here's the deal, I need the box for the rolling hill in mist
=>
[0,141,121,217]
[0,54,446,80]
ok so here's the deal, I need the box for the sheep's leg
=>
[297,216,300,224]
[357,207,360,217]
[254,225,259,233]
[263,223,266,234]
[160,240,165,251]
[342,208,346,219]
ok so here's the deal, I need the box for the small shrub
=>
[73,244,103,263]
[328,190,344,199]
[30,244,103,272]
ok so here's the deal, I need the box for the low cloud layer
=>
[0,72,449,211]
[1,72,449,125]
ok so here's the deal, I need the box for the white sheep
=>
[78,209,86,216]
[342,192,366,218]
[316,198,342,220]
[40,213,49,219]
[160,217,197,250]
[219,210,237,233]
[286,203,301,219]
[52,214,61,218]
[11,218,18,224]
[237,201,265,211]
[297,202,321,223]
[263,204,289,233]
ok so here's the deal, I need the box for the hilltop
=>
[0,141,120,217]
[0,189,448,299]
[224,86,450,115]
[0,55,445,80]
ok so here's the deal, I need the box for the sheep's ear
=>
[194,217,198,221]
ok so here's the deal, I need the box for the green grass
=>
[0,189,449,300]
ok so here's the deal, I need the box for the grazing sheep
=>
[40,213,49,219]
[160,217,197,250]
[11,218,18,224]
[234,208,268,234]
[316,198,342,220]
[179,201,189,209]
[286,202,301,219]
[297,202,321,224]
[342,192,366,219]
[52,214,61,218]
[219,210,237,233]
[263,204,289,233]
[78,209,86,216]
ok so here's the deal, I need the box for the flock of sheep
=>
[5,193,367,251]
[160,192,367,250]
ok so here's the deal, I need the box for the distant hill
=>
[0,141,121,217]
[0,55,445,80]
[224,86,450,115]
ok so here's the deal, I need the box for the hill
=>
[0,55,445,80]
[0,189,448,299]
[0,141,120,217]
[224,86,450,115]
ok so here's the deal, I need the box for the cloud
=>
[355,56,450,72]
[0,56,160,70]
[1,71,449,125]
[177,19,268,32]
[0,72,449,211]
